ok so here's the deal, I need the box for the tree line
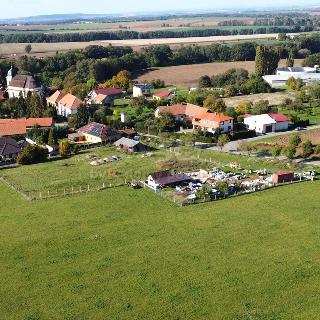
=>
[0,26,308,44]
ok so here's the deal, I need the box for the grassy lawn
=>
[0,146,304,199]
[1,178,320,319]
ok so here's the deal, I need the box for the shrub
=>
[289,135,302,148]
[284,145,296,159]
[271,144,282,158]
[59,140,71,157]
[301,140,313,158]
[315,145,320,155]
[17,144,48,165]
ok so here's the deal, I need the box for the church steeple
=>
[6,65,13,86]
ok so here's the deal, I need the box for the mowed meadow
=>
[1,180,320,319]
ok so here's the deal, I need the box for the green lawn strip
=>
[0,181,320,319]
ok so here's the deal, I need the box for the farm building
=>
[0,117,53,137]
[147,171,191,190]
[114,137,148,153]
[0,137,22,160]
[244,114,289,134]
[72,122,122,143]
[133,84,153,97]
[272,171,294,184]
[6,67,41,98]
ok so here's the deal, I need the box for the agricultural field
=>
[1,174,320,319]
[223,91,299,109]
[0,146,302,200]
[136,59,304,88]
[0,33,282,57]
[0,17,255,34]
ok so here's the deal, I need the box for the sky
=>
[1,0,320,19]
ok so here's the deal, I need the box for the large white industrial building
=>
[263,66,320,88]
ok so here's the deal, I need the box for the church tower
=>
[6,66,13,86]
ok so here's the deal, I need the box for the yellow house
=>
[77,122,122,143]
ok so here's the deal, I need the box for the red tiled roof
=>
[157,103,208,119]
[269,113,289,122]
[26,118,53,127]
[47,90,65,104]
[58,94,82,110]
[153,91,172,98]
[0,119,27,136]
[94,87,123,96]
[157,104,187,116]
[200,113,234,122]
[0,117,53,137]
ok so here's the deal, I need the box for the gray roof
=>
[134,84,153,90]
[114,137,139,148]
[0,137,21,157]
[9,75,40,90]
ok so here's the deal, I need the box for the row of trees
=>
[1,92,56,118]
[198,68,272,96]
[0,26,306,44]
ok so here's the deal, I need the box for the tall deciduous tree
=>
[255,46,280,76]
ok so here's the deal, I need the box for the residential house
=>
[74,122,122,143]
[155,103,233,133]
[114,137,148,153]
[46,90,66,108]
[0,137,22,160]
[88,87,124,105]
[0,117,53,137]
[6,67,41,98]
[244,113,289,134]
[152,91,174,101]
[192,113,234,134]
[155,103,208,123]
[147,170,192,190]
[133,84,153,97]
[56,93,83,117]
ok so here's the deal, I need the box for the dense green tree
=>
[198,75,211,88]
[255,45,280,76]
[17,144,48,165]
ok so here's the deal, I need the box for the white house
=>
[244,113,289,134]
[263,66,320,88]
[133,84,153,97]
[56,93,82,117]
[6,67,41,98]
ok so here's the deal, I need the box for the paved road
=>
[210,125,320,152]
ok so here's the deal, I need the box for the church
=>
[6,66,41,98]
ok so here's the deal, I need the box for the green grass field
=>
[1,177,320,319]
[0,146,300,199]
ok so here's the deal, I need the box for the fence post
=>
[88,185,90,192]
